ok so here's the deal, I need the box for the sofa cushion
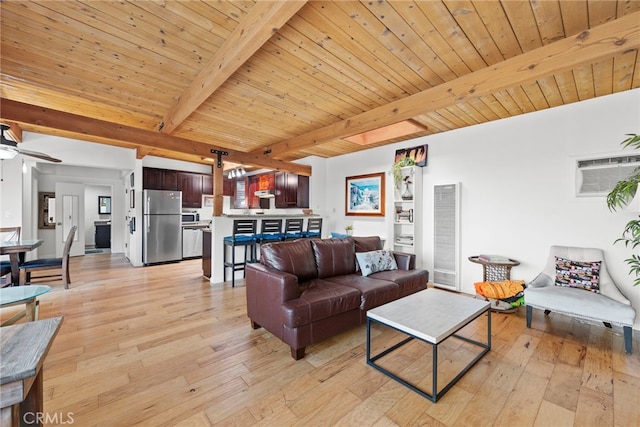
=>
[356,250,398,277]
[554,256,601,293]
[311,238,357,279]
[369,268,429,296]
[281,279,361,327]
[352,236,383,252]
[325,274,399,310]
[260,239,318,282]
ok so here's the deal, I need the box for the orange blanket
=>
[474,280,525,300]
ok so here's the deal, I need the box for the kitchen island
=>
[206,214,324,284]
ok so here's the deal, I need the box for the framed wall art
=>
[345,172,385,216]
[394,144,428,167]
[98,196,112,214]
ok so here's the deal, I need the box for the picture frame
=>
[203,194,214,208]
[130,189,135,208]
[38,192,56,229]
[395,144,428,167]
[98,196,111,214]
[345,172,385,216]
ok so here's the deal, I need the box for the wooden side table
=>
[0,317,63,427]
[468,256,520,282]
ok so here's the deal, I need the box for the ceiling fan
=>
[0,124,61,163]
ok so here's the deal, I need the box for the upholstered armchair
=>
[524,245,636,354]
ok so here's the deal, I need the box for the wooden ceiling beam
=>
[2,120,22,142]
[0,98,311,176]
[157,0,307,134]
[256,12,640,158]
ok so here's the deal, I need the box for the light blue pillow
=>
[355,250,398,277]
[331,232,348,239]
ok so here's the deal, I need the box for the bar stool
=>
[257,219,283,245]
[282,218,304,240]
[303,218,323,238]
[223,219,257,287]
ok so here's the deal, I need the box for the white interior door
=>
[55,182,85,258]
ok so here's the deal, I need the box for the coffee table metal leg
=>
[367,307,491,403]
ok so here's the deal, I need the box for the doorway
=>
[84,184,113,254]
[54,182,85,258]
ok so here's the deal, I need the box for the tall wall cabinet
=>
[391,166,422,265]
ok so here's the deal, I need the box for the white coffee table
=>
[366,289,491,402]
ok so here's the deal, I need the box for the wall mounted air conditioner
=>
[576,154,640,196]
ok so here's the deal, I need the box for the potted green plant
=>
[606,133,640,286]
[392,157,416,189]
[345,225,353,236]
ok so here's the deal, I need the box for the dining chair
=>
[1,227,22,286]
[19,226,77,289]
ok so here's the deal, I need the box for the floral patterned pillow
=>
[355,250,398,277]
[554,256,601,293]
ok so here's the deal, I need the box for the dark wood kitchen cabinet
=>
[202,174,213,196]
[275,172,309,208]
[144,167,214,208]
[274,172,296,208]
[297,175,309,208]
[143,167,178,191]
[178,172,203,208]
[223,177,233,196]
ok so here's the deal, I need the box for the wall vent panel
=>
[433,183,460,291]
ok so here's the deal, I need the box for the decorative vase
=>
[401,182,413,200]
[346,229,353,236]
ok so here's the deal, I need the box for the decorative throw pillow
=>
[554,256,601,293]
[331,232,348,239]
[355,250,398,277]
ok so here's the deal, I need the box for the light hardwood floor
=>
[2,253,638,426]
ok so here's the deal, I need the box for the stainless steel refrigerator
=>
[143,189,182,265]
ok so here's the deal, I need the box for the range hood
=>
[255,190,274,198]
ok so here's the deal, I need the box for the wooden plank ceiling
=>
[1,0,639,174]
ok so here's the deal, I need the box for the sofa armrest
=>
[528,272,553,288]
[246,263,301,304]
[246,263,302,333]
[392,251,415,270]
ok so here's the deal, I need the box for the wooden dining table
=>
[0,240,43,286]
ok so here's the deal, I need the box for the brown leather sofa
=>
[245,236,429,360]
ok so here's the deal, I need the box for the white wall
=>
[324,88,640,330]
